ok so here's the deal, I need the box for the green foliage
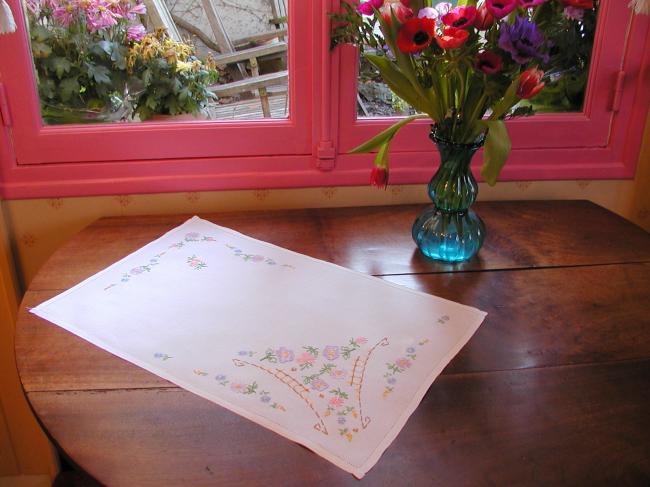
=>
[127,31,219,120]
[26,1,147,123]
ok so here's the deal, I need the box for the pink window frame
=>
[0,0,648,199]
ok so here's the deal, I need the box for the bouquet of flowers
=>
[126,30,219,120]
[25,0,148,123]
[331,0,597,187]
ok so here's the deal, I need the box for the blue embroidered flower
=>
[260,395,272,403]
[215,374,227,382]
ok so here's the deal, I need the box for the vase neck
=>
[427,134,484,212]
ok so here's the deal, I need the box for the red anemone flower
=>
[441,6,477,29]
[517,67,545,99]
[474,5,495,30]
[435,26,469,50]
[486,0,518,19]
[380,1,414,25]
[370,166,389,188]
[476,51,503,74]
[397,17,436,52]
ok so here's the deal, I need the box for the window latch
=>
[0,83,12,127]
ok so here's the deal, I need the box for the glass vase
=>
[411,128,486,262]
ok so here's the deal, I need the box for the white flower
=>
[629,0,650,15]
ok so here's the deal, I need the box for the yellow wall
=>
[1,176,644,288]
[0,204,58,481]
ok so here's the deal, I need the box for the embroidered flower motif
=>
[387,376,397,385]
[154,352,172,360]
[354,337,368,345]
[130,266,149,275]
[185,232,201,242]
[310,378,329,392]
[215,374,227,382]
[230,382,246,393]
[187,255,207,270]
[395,358,412,369]
[276,347,295,363]
[296,352,316,368]
[260,394,272,403]
[330,369,347,380]
[406,347,416,354]
[338,416,347,425]
[329,396,345,408]
[323,345,340,361]
[251,255,265,262]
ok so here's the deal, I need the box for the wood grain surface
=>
[14,201,650,486]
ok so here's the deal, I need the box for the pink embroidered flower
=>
[311,378,329,391]
[330,369,347,380]
[130,266,147,275]
[323,345,340,361]
[185,232,201,241]
[395,358,412,369]
[127,24,146,41]
[276,346,295,363]
[329,396,344,407]
[230,382,246,393]
[250,255,265,262]
[296,352,316,367]
[354,337,368,345]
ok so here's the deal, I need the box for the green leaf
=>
[30,25,51,43]
[364,54,435,118]
[86,63,112,85]
[31,42,52,59]
[348,114,428,154]
[479,120,511,186]
[490,78,520,120]
[59,78,80,102]
[374,141,390,168]
[50,57,72,79]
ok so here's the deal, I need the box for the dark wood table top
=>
[15,200,650,486]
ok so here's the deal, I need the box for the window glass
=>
[24,0,289,124]
[357,0,598,118]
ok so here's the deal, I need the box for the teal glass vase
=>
[412,128,486,262]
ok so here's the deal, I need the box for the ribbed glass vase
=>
[412,128,486,262]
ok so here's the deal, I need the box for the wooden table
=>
[15,201,650,486]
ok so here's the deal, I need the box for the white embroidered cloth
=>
[31,216,486,478]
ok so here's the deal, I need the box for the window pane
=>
[357,1,597,118]
[24,0,289,124]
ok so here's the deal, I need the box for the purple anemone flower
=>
[498,17,549,65]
